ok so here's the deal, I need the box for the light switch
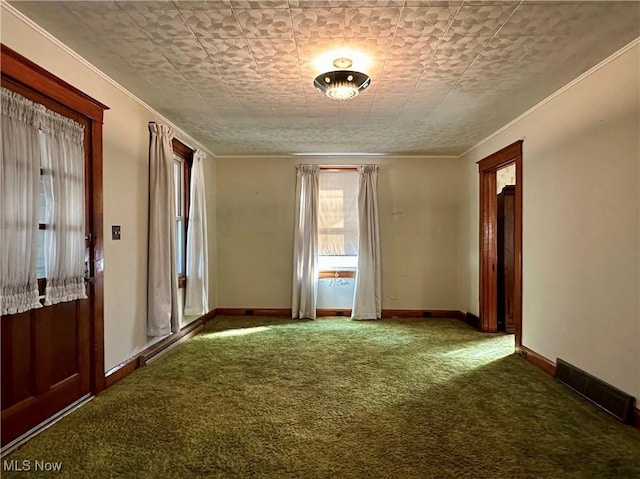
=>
[112,225,121,240]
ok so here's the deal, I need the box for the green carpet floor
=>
[4,317,640,478]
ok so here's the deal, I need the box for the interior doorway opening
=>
[497,164,516,334]
[478,141,523,351]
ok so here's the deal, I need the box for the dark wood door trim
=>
[89,121,106,394]
[1,44,108,402]
[477,140,523,351]
[0,45,108,121]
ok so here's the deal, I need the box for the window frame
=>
[172,138,193,289]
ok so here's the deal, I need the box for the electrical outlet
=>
[112,225,121,240]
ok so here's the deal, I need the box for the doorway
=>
[478,141,523,351]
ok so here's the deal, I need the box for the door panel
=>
[1,298,91,445]
[1,312,32,407]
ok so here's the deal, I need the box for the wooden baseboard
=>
[103,309,216,388]
[104,357,137,389]
[138,320,204,367]
[214,308,468,321]
[215,308,292,317]
[317,308,351,317]
[520,345,556,377]
[451,310,467,322]
[382,309,465,320]
[209,308,354,318]
[214,308,361,318]
[201,309,217,324]
[464,312,480,330]
[521,346,640,431]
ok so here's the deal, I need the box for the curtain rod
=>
[149,121,197,152]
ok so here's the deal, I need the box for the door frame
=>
[477,140,523,351]
[1,44,108,395]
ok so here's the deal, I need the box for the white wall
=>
[458,43,640,399]
[497,163,516,193]
[216,156,463,311]
[1,6,217,371]
[204,159,218,311]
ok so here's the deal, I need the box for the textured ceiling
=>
[7,0,640,156]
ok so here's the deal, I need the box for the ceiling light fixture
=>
[313,57,371,101]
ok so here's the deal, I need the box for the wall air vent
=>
[555,358,635,423]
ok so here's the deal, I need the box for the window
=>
[173,155,185,275]
[36,144,48,297]
[172,138,193,287]
[318,169,359,275]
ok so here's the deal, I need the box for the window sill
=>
[318,270,356,279]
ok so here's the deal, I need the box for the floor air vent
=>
[555,358,635,423]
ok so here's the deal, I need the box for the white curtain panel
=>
[292,164,319,319]
[147,123,179,336]
[40,107,87,306]
[352,165,382,320]
[0,88,42,315]
[184,149,209,316]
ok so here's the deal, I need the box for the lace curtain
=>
[0,87,86,315]
[40,98,87,305]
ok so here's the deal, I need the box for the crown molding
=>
[0,1,214,158]
[459,37,640,158]
[461,36,640,159]
[213,154,459,161]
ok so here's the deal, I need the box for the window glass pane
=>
[36,228,46,279]
[173,160,181,216]
[319,234,345,255]
[38,131,53,225]
[39,175,47,224]
[176,218,184,275]
[318,255,357,270]
[319,190,344,228]
[318,171,359,256]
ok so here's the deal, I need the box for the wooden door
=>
[497,185,516,334]
[1,111,92,446]
[1,45,108,447]
[1,299,91,445]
